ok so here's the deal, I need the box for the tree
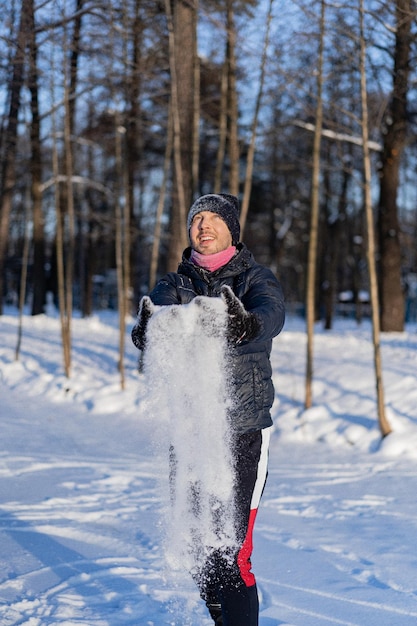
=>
[305,0,325,410]
[225,0,239,196]
[166,0,197,270]
[149,103,174,290]
[114,112,129,390]
[53,0,84,377]
[28,0,46,316]
[125,0,145,313]
[359,0,391,436]
[240,0,274,237]
[0,0,31,315]
[377,0,415,332]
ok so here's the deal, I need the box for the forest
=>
[1,0,417,335]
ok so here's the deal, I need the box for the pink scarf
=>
[191,246,236,272]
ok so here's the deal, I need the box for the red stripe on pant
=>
[237,507,258,586]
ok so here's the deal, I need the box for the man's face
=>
[189,211,232,255]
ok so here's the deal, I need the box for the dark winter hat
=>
[187,193,241,245]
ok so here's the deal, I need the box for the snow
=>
[1,306,417,625]
[143,299,237,576]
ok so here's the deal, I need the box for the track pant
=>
[197,427,271,626]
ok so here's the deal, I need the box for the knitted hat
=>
[187,193,241,245]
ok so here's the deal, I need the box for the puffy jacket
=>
[147,243,285,434]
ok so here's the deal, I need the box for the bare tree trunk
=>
[70,0,85,316]
[49,16,77,378]
[121,6,132,322]
[0,0,31,315]
[126,0,145,314]
[58,0,84,371]
[52,118,71,377]
[166,0,196,269]
[81,108,96,318]
[322,158,350,330]
[114,113,126,390]
[149,102,174,290]
[62,61,75,377]
[240,0,274,237]
[27,0,46,316]
[15,188,31,361]
[359,0,391,437]
[68,0,83,130]
[226,0,239,196]
[305,0,325,410]
[192,17,200,199]
[214,60,228,193]
[377,0,413,332]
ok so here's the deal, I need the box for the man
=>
[132,193,285,626]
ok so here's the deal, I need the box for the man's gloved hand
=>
[131,296,154,350]
[221,285,261,345]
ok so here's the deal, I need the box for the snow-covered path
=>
[1,311,417,625]
[0,381,168,626]
[1,383,417,625]
[257,439,417,625]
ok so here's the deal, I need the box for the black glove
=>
[221,285,261,345]
[131,296,154,350]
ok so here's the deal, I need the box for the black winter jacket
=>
[147,243,285,435]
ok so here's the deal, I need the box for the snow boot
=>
[206,602,223,625]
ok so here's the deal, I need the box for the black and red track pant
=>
[195,428,271,626]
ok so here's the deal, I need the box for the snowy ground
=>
[1,307,417,625]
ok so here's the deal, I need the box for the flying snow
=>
[142,297,237,578]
